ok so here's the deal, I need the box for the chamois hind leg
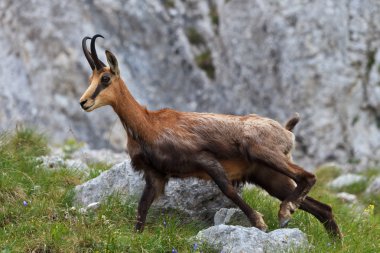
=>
[198,153,268,231]
[247,146,316,227]
[251,167,342,239]
[301,197,342,239]
[135,171,167,232]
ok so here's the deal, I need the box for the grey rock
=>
[2,0,380,168]
[37,155,89,173]
[37,155,65,169]
[195,225,308,253]
[366,177,380,195]
[87,202,101,210]
[73,160,235,218]
[85,202,101,212]
[336,192,358,203]
[78,207,88,214]
[65,159,89,171]
[76,202,101,214]
[71,146,126,165]
[74,160,144,206]
[154,179,236,219]
[328,174,366,189]
[214,208,251,227]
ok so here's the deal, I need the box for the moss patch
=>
[186,27,206,46]
[209,4,219,27]
[195,50,215,79]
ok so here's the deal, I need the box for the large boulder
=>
[195,225,309,253]
[74,160,144,206]
[74,159,236,219]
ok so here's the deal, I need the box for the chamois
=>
[79,35,342,239]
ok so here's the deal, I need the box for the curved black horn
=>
[90,34,105,70]
[82,36,95,70]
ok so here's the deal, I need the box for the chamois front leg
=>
[197,153,268,231]
[135,171,166,232]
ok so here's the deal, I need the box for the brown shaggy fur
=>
[79,37,342,239]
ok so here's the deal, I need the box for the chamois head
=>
[79,35,121,112]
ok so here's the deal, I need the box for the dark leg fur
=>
[250,167,342,239]
[135,171,166,232]
[247,146,316,227]
[199,153,268,231]
[300,197,342,239]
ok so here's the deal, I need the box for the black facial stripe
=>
[90,82,107,99]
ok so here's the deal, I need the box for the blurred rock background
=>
[1,0,380,169]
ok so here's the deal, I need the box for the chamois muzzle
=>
[79,99,88,109]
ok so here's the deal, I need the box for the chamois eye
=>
[101,75,110,83]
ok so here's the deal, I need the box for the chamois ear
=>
[105,50,120,76]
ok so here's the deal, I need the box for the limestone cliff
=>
[1,0,380,168]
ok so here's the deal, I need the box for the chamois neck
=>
[112,79,151,140]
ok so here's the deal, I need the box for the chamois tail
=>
[284,113,300,132]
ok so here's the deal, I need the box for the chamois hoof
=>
[278,201,296,228]
[254,219,268,232]
[134,222,144,233]
[257,223,268,232]
[252,211,268,232]
[279,217,291,228]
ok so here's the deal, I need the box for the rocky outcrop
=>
[74,159,236,219]
[2,0,380,168]
[195,225,309,253]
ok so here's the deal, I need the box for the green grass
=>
[1,129,380,252]
[242,165,380,252]
[62,138,85,159]
[0,129,212,252]
[243,186,380,252]
[335,181,368,195]
[87,162,113,180]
